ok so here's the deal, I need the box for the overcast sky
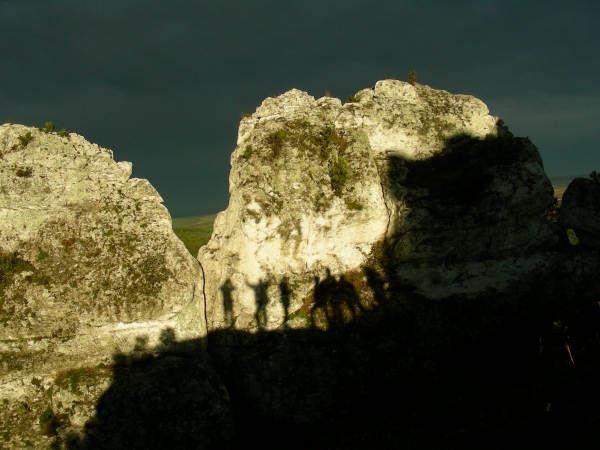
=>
[1,1,599,217]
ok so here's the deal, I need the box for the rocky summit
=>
[0,125,232,449]
[2,80,600,449]
[199,79,557,333]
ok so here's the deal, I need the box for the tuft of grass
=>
[266,129,288,158]
[345,199,363,211]
[346,95,359,103]
[57,128,70,138]
[589,170,600,183]
[39,407,60,436]
[42,122,54,133]
[17,132,33,147]
[330,156,350,196]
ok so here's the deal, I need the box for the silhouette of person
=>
[247,278,269,330]
[279,276,292,319]
[220,279,235,328]
[311,269,361,329]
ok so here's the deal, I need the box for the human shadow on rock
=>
[67,129,600,449]
[207,128,600,448]
[65,329,235,450]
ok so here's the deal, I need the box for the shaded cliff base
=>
[7,247,597,449]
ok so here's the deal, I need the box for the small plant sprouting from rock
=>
[15,167,33,178]
[241,112,251,118]
[346,95,358,103]
[42,122,55,133]
[330,156,350,195]
[408,70,418,86]
[589,170,600,183]
[266,129,288,158]
[39,407,60,436]
[57,128,70,138]
[17,132,33,147]
[345,199,363,211]
[243,145,253,160]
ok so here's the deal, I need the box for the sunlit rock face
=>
[199,79,557,333]
[0,124,212,447]
[199,89,389,332]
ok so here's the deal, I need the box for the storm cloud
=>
[1,0,598,216]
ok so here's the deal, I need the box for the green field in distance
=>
[172,214,217,257]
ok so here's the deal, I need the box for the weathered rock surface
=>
[199,79,557,335]
[558,177,600,249]
[0,125,223,447]
[198,80,592,429]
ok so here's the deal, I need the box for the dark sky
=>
[1,1,599,217]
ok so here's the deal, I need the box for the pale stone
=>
[199,80,557,333]
[0,124,215,447]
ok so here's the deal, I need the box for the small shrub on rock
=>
[41,122,54,133]
[330,156,350,195]
[589,170,600,183]
[266,129,288,158]
[243,145,253,160]
[57,128,70,138]
[408,70,418,85]
[17,132,33,147]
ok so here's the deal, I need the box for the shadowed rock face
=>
[0,124,213,448]
[199,79,557,335]
[196,80,582,430]
[558,178,600,249]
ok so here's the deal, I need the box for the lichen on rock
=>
[0,124,212,447]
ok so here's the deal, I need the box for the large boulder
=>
[558,177,600,249]
[199,80,557,335]
[0,125,222,448]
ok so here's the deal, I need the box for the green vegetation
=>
[329,156,350,195]
[345,95,358,103]
[0,253,33,284]
[41,122,54,133]
[344,199,363,211]
[172,214,216,256]
[266,129,288,158]
[38,407,60,436]
[17,132,33,147]
[57,128,70,138]
[241,112,251,118]
[243,145,253,160]
[589,170,600,183]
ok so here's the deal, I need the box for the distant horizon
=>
[170,174,588,219]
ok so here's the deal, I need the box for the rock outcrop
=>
[199,79,557,334]
[0,125,230,448]
[199,80,599,428]
[558,177,600,249]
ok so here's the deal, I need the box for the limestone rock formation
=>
[0,125,223,447]
[558,177,600,249]
[198,80,588,428]
[199,79,557,335]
